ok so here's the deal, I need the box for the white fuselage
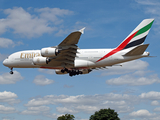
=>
[3,48,149,70]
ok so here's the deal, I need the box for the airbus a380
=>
[3,19,154,76]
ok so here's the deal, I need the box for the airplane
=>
[3,19,154,77]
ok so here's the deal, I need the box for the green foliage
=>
[89,108,120,120]
[57,114,75,120]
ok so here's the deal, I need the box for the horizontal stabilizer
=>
[124,44,149,56]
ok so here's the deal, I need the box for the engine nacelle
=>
[55,69,68,74]
[41,47,59,57]
[33,57,47,65]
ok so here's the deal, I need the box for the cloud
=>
[2,116,15,120]
[151,100,159,106]
[0,105,17,114]
[33,75,54,86]
[104,59,160,86]
[135,0,160,34]
[128,109,160,120]
[0,71,23,84]
[56,107,78,114]
[45,113,60,119]
[0,7,73,38]
[21,106,50,115]
[0,91,20,104]
[23,91,160,119]
[106,73,160,86]
[57,105,100,114]
[21,104,60,119]
[0,38,22,49]
[35,7,73,25]
[38,69,55,74]
[21,110,40,115]
[24,93,139,114]
[0,53,8,61]
[154,107,160,112]
[27,106,50,111]
[75,105,100,114]
[101,60,148,76]
[129,109,155,117]
[135,0,160,5]
[0,38,15,48]
[63,84,74,88]
[139,91,160,100]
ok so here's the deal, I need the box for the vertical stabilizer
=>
[117,19,154,50]
[96,19,154,62]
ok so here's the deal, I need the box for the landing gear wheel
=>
[69,72,73,77]
[68,69,82,77]
[61,68,69,73]
[10,71,13,74]
[64,68,69,73]
[61,69,65,73]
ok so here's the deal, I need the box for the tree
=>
[89,108,120,120]
[57,114,75,120]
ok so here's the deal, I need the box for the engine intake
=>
[41,47,59,57]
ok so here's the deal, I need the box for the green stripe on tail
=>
[134,20,154,38]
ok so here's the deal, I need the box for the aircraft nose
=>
[3,59,8,66]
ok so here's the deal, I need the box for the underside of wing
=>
[54,45,78,67]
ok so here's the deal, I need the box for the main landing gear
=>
[10,67,13,74]
[61,68,83,77]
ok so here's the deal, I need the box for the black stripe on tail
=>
[123,36,147,49]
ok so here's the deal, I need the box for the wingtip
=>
[79,27,86,34]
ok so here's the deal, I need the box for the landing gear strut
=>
[10,67,13,74]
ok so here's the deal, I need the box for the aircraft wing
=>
[59,27,85,46]
[53,28,85,67]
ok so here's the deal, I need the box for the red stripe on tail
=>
[96,31,138,62]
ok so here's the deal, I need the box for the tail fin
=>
[96,19,154,62]
[117,19,154,50]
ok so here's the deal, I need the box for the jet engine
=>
[41,47,59,57]
[33,57,50,65]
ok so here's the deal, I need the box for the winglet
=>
[79,27,86,34]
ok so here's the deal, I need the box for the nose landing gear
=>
[9,67,13,74]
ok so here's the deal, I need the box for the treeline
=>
[57,108,120,120]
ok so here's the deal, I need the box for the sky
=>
[0,0,160,120]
